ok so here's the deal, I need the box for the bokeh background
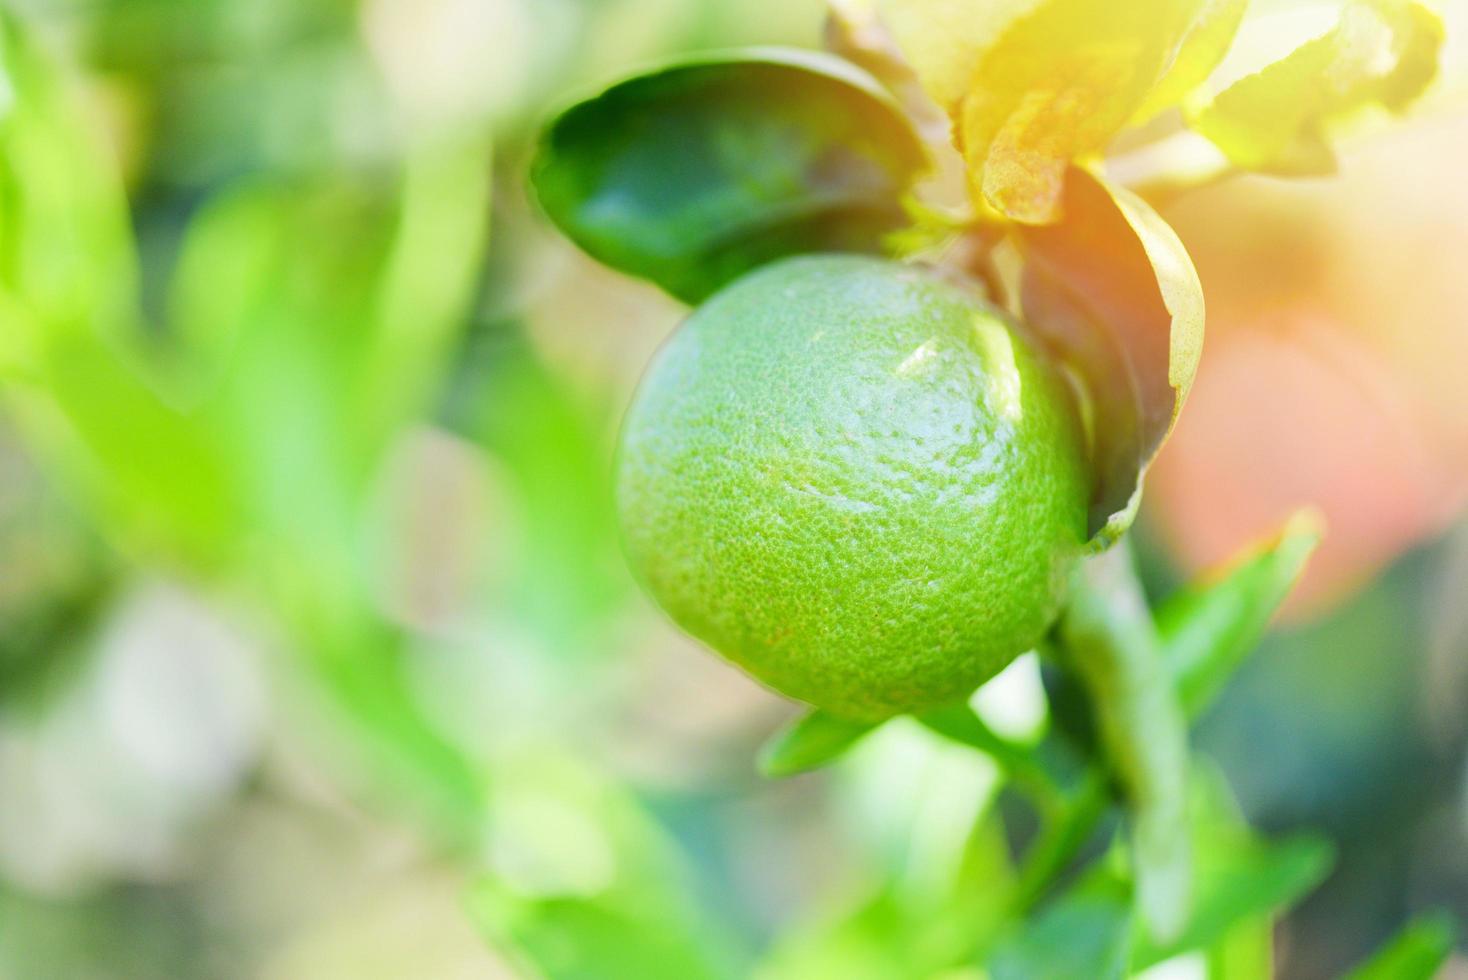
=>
[0,0,1465,977]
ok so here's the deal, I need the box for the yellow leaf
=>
[1189,0,1444,174]
[883,0,1230,223]
[1133,0,1251,124]
[878,0,1045,114]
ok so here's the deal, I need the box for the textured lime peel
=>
[616,255,1089,720]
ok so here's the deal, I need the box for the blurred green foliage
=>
[0,1,1462,978]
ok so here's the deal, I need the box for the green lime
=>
[616,254,1089,720]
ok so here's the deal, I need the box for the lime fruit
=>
[616,254,1090,720]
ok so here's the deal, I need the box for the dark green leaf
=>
[758,708,879,778]
[1157,508,1323,717]
[533,47,927,303]
[1343,912,1456,980]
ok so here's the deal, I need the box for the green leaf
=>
[532,47,927,303]
[759,721,1012,979]
[0,9,237,562]
[1134,835,1333,968]
[758,709,879,778]
[1018,166,1204,545]
[171,170,495,836]
[1132,765,1332,970]
[474,892,734,980]
[1189,0,1444,174]
[987,872,1133,980]
[1343,912,1456,980]
[470,754,743,980]
[1158,508,1324,717]
[1206,915,1276,980]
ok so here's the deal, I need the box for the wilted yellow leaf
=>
[1189,0,1444,174]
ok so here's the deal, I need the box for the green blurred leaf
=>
[987,873,1133,980]
[1158,508,1324,717]
[916,703,1064,811]
[171,165,494,834]
[1189,0,1444,174]
[758,709,879,778]
[1133,765,1332,970]
[471,755,744,980]
[532,47,927,303]
[457,339,628,656]
[474,893,734,980]
[1019,167,1204,545]
[1206,915,1275,980]
[760,782,1012,980]
[1343,912,1455,980]
[296,616,489,844]
[0,9,238,562]
[1134,835,1333,968]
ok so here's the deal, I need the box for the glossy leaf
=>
[1158,509,1324,716]
[1019,167,1204,545]
[758,709,879,778]
[1190,0,1444,174]
[533,48,926,303]
[1343,912,1456,980]
[882,0,1224,223]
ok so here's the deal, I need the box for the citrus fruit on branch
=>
[616,255,1090,720]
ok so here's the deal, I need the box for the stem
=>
[1009,769,1111,916]
[1057,540,1192,941]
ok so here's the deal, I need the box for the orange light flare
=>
[1148,111,1468,616]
